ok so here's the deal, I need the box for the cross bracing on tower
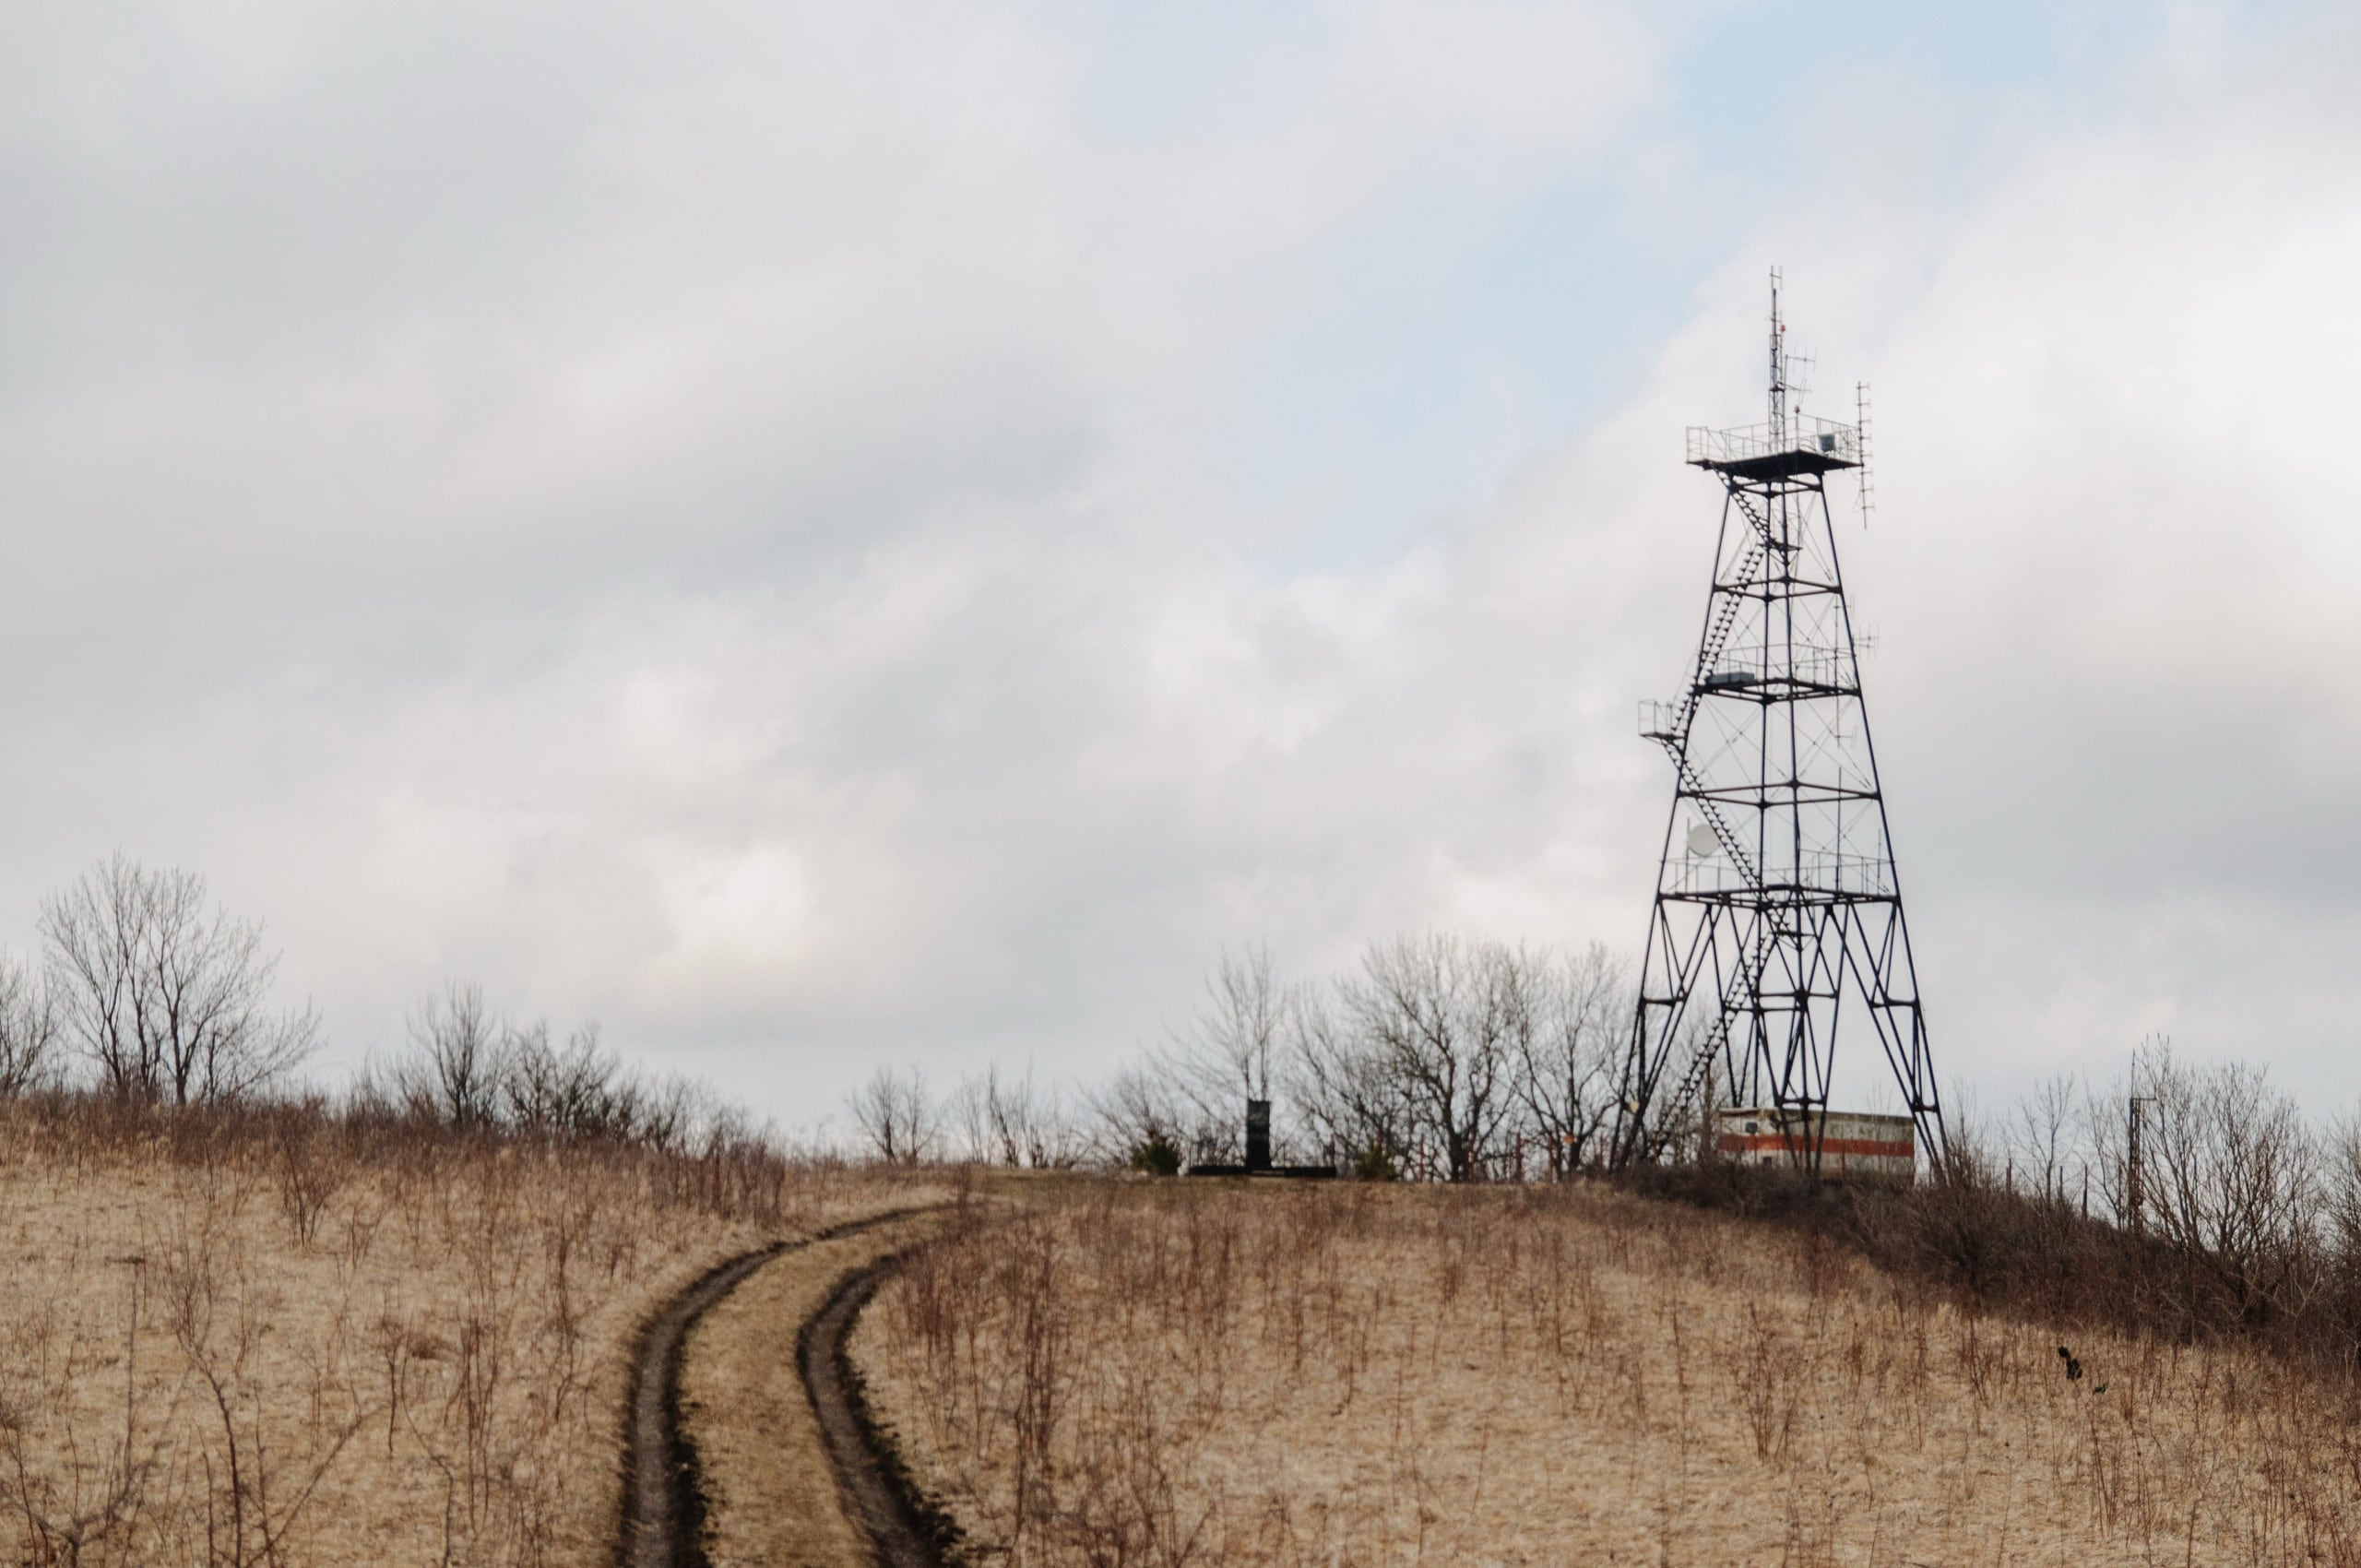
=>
[1608,273,1944,1175]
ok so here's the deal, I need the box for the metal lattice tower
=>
[1608,274,1944,1172]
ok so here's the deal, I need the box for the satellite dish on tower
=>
[1686,823,1720,858]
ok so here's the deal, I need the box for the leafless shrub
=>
[363,983,718,1161]
[1739,1301,1797,1460]
[948,1063,1083,1169]
[1082,1065,1187,1171]
[501,1021,640,1142]
[272,1105,345,1247]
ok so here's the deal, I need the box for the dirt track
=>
[618,1208,947,1568]
[797,1255,951,1568]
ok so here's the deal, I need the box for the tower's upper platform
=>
[1687,415,1862,481]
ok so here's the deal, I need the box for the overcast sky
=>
[3,0,2354,1128]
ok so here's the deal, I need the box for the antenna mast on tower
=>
[1610,273,1943,1172]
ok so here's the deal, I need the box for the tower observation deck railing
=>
[1686,416,1862,471]
[1638,699,1682,742]
[1635,647,1860,744]
[1695,644,1859,692]
[1665,850,1894,899]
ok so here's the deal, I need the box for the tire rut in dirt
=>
[800,1253,956,1568]
[619,1242,787,1568]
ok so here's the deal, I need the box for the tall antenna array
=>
[1609,272,1943,1172]
[1854,382,1876,528]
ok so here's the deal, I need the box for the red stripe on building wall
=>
[1714,1134,1913,1158]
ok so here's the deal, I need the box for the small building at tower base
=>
[1712,1108,1915,1182]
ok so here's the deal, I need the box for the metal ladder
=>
[1630,509,1783,1161]
[1638,920,1776,1160]
[1650,534,1767,885]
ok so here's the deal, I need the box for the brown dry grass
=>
[0,1099,931,1567]
[684,1206,952,1568]
[856,1179,2361,1568]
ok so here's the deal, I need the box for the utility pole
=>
[2126,1091,2153,1234]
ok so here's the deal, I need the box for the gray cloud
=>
[3,2,2356,1124]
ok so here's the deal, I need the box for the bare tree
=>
[1017,1077,1086,1169]
[0,953,59,1096]
[626,1071,711,1155]
[2137,1049,2317,1323]
[2329,1112,2361,1264]
[1288,988,1410,1178]
[41,855,318,1105]
[1335,933,1518,1182]
[848,1064,939,1165]
[1504,942,1628,1178]
[984,1063,1038,1167]
[943,1063,1086,1169]
[2325,1112,2361,1336]
[947,1066,1026,1166]
[401,980,506,1127]
[1154,944,1291,1164]
[378,985,697,1148]
[946,1072,992,1164]
[2007,1072,2082,1203]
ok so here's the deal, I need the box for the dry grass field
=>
[856,1179,2361,1568]
[0,1099,928,1568]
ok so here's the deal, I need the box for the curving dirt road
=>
[617,1209,950,1568]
